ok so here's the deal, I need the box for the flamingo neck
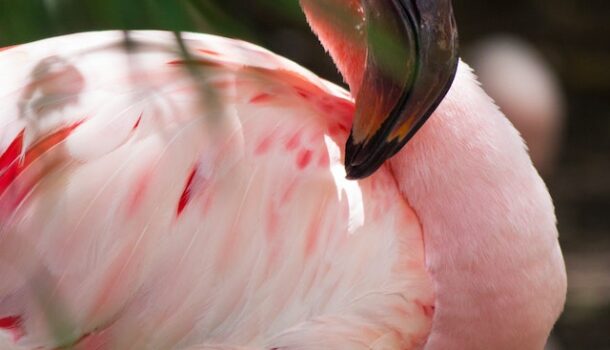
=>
[300,0,366,95]
[302,2,566,346]
[388,62,566,349]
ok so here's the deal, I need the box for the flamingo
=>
[0,0,566,349]
[468,35,565,177]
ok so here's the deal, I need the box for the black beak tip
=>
[345,163,371,180]
[344,163,366,180]
[344,156,385,180]
[344,144,366,180]
[344,166,358,180]
[344,136,391,180]
[344,135,369,180]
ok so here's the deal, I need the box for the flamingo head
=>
[300,0,459,178]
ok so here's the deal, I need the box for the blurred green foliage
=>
[0,0,328,79]
[0,0,308,46]
[0,0,252,44]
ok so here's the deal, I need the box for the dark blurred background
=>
[1,0,609,348]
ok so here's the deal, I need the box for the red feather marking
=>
[0,315,22,329]
[166,59,222,68]
[255,134,274,155]
[319,100,335,114]
[296,149,313,169]
[284,132,300,151]
[415,299,435,318]
[0,315,24,341]
[294,86,312,100]
[249,93,272,104]
[327,125,341,137]
[127,167,153,216]
[24,121,84,164]
[132,114,142,131]
[177,167,198,216]
[336,98,356,115]
[198,49,220,56]
[0,130,24,173]
[0,121,84,199]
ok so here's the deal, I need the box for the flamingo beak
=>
[345,0,459,179]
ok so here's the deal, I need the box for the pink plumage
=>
[0,1,566,349]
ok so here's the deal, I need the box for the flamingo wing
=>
[0,31,433,350]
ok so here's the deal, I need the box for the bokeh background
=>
[1,0,608,348]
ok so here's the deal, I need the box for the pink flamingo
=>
[469,36,565,177]
[0,0,566,349]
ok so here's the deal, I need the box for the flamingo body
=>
[0,31,433,349]
[0,28,566,349]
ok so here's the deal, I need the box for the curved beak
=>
[345,0,459,179]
